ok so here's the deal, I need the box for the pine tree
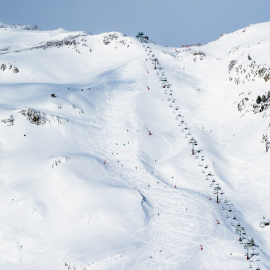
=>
[256,95,262,104]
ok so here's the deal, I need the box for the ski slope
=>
[0,22,270,269]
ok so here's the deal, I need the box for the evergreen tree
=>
[256,95,262,104]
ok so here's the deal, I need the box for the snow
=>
[0,22,270,269]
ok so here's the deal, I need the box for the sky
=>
[1,0,270,47]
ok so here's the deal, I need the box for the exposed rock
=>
[1,115,14,126]
[19,108,47,126]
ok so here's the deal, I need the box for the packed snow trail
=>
[90,69,226,269]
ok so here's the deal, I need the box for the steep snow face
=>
[0,23,270,270]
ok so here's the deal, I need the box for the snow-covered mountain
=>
[0,22,270,270]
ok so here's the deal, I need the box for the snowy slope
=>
[0,22,270,270]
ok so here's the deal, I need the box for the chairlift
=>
[220,190,224,195]
[228,207,232,212]
[224,199,228,204]
[209,183,213,187]
[233,215,236,220]
[256,266,260,270]
[226,214,230,218]
[222,206,225,210]
[213,190,217,194]
[249,263,253,269]
[202,169,205,173]
[212,178,215,182]
[205,164,208,169]
[206,176,209,180]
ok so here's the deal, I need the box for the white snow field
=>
[0,22,270,269]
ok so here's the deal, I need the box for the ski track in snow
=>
[90,78,224,269]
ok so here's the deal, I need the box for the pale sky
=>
[1,0,270,46]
